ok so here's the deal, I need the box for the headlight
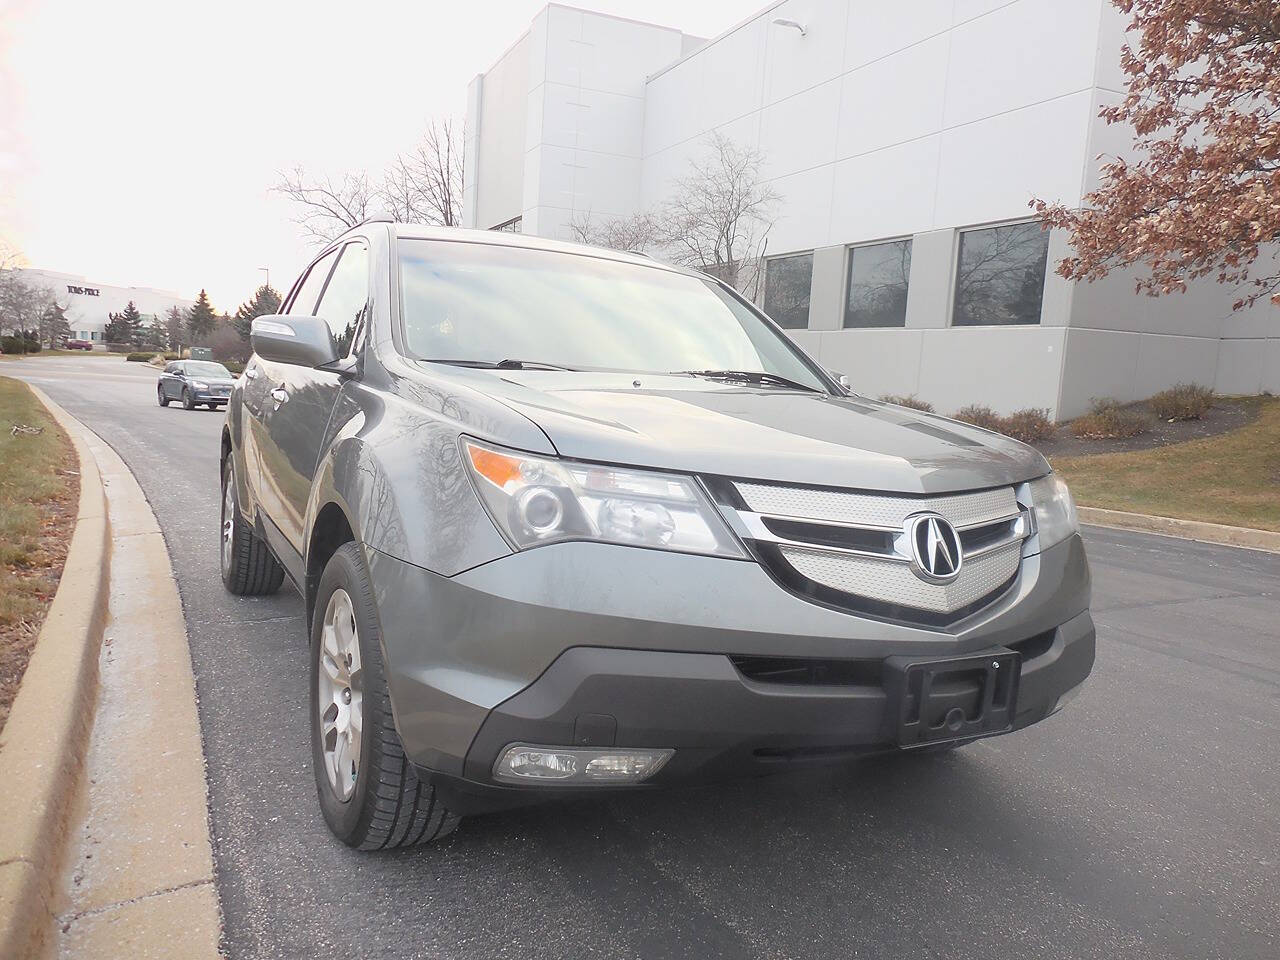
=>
[191,380,209,389]
[1028,473,1079,549]
[462,438,745,558]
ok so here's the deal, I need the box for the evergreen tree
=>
[140,316,168,351]
[37,298,71,347]
[232,284,282,341]
[117,300,144,347]
[164,305,185,352]
[103,310,133,345]
[186,289,217,343]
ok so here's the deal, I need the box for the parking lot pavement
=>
[8,356,1279,960]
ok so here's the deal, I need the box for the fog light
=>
[494,744,674,785]
[497,748,578,780]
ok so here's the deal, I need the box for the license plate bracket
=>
[885,649,1020,747]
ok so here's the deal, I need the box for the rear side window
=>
[313,243,369,358]
[287,249,339,316]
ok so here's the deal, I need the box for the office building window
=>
[844,239,912,328]
[763,253,813,329]
[952,221,1050,326]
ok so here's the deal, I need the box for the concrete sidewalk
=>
[51,411,222,957]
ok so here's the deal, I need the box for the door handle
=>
[244,366,258,380]
[270,387,289,405]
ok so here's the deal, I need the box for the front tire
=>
[182,388,195,410]
[157,385,169,407]
[220,458,284,595]
[311,542,459,850]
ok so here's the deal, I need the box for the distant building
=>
[463,1,1280,418]
[16,268,193,346]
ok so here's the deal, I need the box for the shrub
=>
[878,394,934,412]
[951,404,1004,431]
[999,408,1055,444]
[222,360,245,375]
[1149,383,1214,421]
[125,352,157,362]
[1,335,40,353]
[163,352,180,360]
[1070,398,1150,439]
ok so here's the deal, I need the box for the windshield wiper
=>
[673,369,824,394]
[430,358,578,371]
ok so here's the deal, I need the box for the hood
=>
[436,369,1050,495]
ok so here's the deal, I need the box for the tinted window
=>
[185,361,232,378]
[762,254,813,329]
[844,240,911,328]
[313,243,368,358]
[287,249,340,316]
[397,240,827,390]
[952,222,1050,326]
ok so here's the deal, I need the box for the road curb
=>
[1079,506,1280,554]
[0,386,111,960]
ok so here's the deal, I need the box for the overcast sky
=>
[0,0,758,311]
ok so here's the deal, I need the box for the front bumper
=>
[367,534,1093,810]
[193,391,230,403]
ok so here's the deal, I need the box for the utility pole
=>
[259,267,270,290]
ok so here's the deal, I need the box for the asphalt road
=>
[7,355,1279,960]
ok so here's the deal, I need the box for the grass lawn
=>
[1051,396,1280,532]
[0,376,78,731]
[0,349,112,360]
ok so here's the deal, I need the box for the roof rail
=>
[358,213,397,226]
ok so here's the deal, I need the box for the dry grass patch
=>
[1052,396,1280,532]
[0,377,78,731]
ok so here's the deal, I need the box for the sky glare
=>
[0,0,759,311]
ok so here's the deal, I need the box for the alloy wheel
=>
[317,588,363,802]
[220,476,234,577]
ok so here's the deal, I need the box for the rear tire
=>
[311,542,460,850]
[182,388,195,410]
[220,458,284,596]
[157,385,169,407]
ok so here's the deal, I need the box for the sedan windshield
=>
[185,361,232,378]
[397,240,829,391]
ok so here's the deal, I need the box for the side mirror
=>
[251,315,338,368]
[828,369,851,391]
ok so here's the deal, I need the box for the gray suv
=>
[220,223,1094,850]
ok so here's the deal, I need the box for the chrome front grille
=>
[734,482,1018,530]
[726,480,1030,623]
[778,541,1022,614]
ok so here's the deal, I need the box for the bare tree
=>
[381,120,465,227]
[657,131,779,298]
[564,133,779,299]
[272,166,377,244]
[0,246,51,347]
[567,209,660,253]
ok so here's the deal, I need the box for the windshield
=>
[185,361,231,378]
[397,240,829,391]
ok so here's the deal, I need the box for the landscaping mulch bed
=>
[1034,396,1263,458]
[0,379,78,734]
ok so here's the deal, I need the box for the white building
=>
[15,268,193,346]
[463,0,1280,418]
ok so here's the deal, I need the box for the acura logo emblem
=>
[905,513,963,583]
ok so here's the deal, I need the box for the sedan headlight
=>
[1028,473,1079,549]
[191,380,209,390]
[462,438,745,558]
